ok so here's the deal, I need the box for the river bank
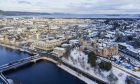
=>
[4,61,85,84]
[0,45,86,84]
[0,43,99,84]
[58,64,96,84]
[0,43,34,55]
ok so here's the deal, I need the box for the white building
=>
[52,47,66,57]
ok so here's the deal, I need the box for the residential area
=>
[0,17,140,84]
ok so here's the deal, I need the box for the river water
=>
[0,46,85,84]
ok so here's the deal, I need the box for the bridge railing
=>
[0,72,9,84]
[0,55,41,71]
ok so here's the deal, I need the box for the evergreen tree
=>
[98,60,112,71]
[88,52,97,67]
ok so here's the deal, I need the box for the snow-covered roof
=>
[69,40,79,44]
[54,47,65,51]
[119,43,140,54]
[61,43,71,47]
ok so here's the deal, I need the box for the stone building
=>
[92,39,118,57]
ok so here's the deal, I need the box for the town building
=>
[92,39,118,57]
[52,47,66,57]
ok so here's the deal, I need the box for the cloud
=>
[0,0,140,14]
[18,1,31,4]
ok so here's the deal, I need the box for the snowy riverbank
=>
[58,64,97,84]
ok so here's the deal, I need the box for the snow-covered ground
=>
[119,43,140,54]
[100,56,140,83]
[58,64,97,84]
[112,67,127,84]
[62,48,136,84]
[63,48,108,82]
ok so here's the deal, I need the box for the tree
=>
[64,46,73,59]
[98,60,112,71]
[88,52,97,67]
[115,33,125,42]
[127,35,133,41]
[133,39,140,48]
[125,76,137,84]
[107,71,118,84]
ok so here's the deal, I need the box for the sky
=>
[0,0,140,14]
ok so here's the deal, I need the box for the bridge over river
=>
[0,55,44,84]
[0,55,108,84]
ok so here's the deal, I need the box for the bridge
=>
[0,55,109,84]
[0,72,9,84]
[0,55,43,84]
[0,55,42,72]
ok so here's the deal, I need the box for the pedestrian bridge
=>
[0,55,43,84]
[0,72,10,84]
[0,55,42,72]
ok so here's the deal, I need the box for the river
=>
[0,46,86,84]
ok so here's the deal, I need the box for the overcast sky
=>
[0,0,140,14]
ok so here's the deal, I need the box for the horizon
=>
[1,0,140,14]
[1,10,140,15]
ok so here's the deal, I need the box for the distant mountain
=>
[0,10,50,16]
[0,10,4,15]
[1,10,140,18]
